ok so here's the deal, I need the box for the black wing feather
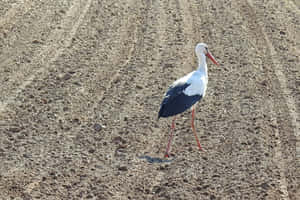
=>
[158,83,202,119]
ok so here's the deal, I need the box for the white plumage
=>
[158,43,219,157]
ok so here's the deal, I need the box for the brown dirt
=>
[0,0,299,199]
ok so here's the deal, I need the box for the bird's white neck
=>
[197,53,208,75]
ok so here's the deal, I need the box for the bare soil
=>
[0,0,299,199]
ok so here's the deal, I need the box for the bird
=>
[158,43,219,157]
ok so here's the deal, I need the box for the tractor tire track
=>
[0,1,72,70]
[0,0,34,28]
[93,1,142,118]
[0,0,92,115]
[77,1,161,197]
[239,1,290,199]
[243,0,299,198]
[96,0,190,197]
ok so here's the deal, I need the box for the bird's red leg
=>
[191,108,203,151]
[164,116,176,158]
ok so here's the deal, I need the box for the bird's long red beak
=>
[206,51,219,66]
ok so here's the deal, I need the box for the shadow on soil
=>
[139,155,174,163]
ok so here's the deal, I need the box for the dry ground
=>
[0,0,299,199]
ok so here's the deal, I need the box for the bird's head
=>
[195,43,219,66]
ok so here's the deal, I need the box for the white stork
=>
[158,43,219,157]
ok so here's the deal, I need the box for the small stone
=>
[93,123,102,132]
[118,166,128,171]
[17,135,25,139]
[8,127,21,133]
[112,136,126,144]
[32,39,43,44]
[88,149,95,154]
[63,73,72,81]
[279,31,285,35]
[164,63,173,68]
[261,80,268,86]
[195,186,201,191]
[41,98,47,104]
[23,154,30,158]
[202,156,208,161]
[73,81,81,86]
[73,118,80,124]
[260,182,269,190]
[136,85,143,89]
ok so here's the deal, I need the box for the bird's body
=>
[158,69,207,119]
[158,43,219,157]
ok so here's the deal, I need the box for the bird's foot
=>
[198,147,206,152]
[164,153,170,158]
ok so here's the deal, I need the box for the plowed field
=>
[0,0,299,199]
